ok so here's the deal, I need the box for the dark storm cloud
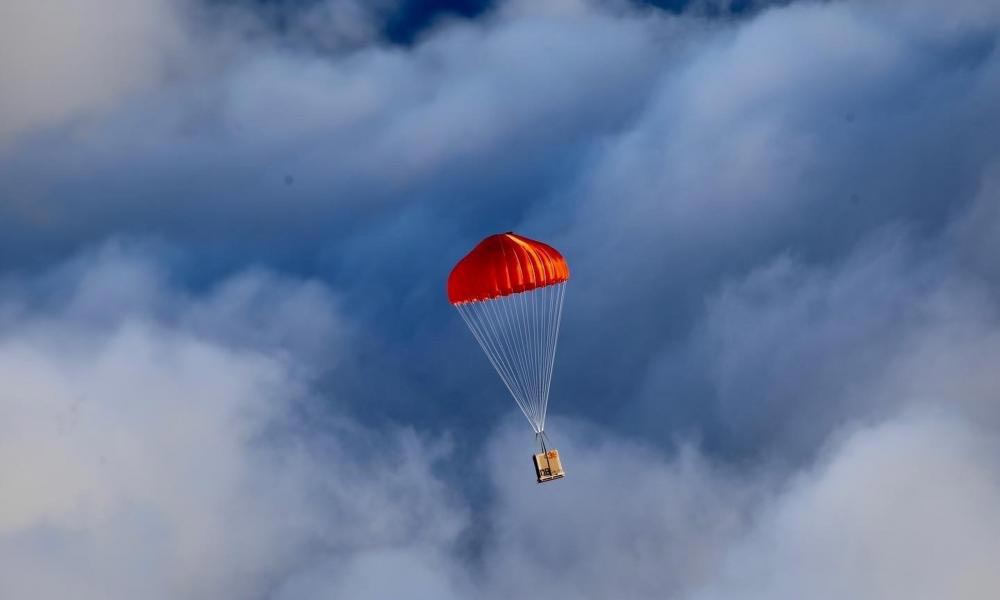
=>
[3,0,1000,598]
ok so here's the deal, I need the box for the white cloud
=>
[1,1,999,597]
[0,245,462,600]
[2,244,1000,599]
[691,415,1000,600]
[0,0,195,143]
[471,411,1000,600]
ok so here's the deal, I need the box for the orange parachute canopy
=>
[447,232,570,305]
[448,231,570,435]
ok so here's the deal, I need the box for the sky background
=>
[2,0,1000,598]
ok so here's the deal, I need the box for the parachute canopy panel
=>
[448,232,569,305]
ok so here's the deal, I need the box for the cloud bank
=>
[4,247,1000,599]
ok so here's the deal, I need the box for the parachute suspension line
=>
[520,287,542,423]
[457,302,537,431]
[539,285,552,431]
[536,430,549,454]
[536,429,556,456]
[454,283,567,435]
[540,282,566,432]
[521,288,544,428]
[505,289,533,422]
[534,286,550,429]
[518,289,536,420]
[461,294,540,432]
[530,285,542,429]
[490,292,538,426]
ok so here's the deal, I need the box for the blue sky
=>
[2,0,1000,598]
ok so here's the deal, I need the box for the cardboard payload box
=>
[533,449,565,483]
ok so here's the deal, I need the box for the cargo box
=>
[533,449,565,483]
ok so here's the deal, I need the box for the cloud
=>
[1,0,1000,597]
[0,245,463,600]
[631,219,1000,459]
[2,242,1000,599]
[689,414,1000,600]
[0,0,197,143]
[472,413,1000,600]
[4,0,996,447]
[0,0,997,464]
[555,0,1000,410]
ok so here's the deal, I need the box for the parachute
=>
[448,232,569,481]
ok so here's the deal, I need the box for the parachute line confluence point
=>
[448,233,569,434]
